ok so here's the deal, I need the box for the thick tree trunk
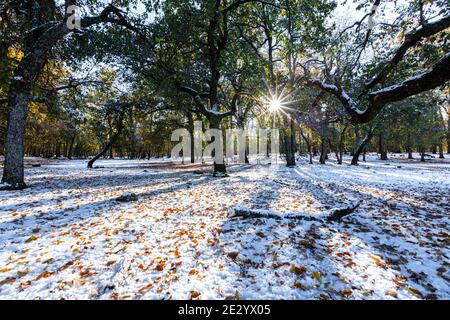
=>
[1,82,30,189]
[351,125,376,165]
[210,116,227,176]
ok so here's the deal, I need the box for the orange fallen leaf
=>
[341,289,352,297]
[106,260,116,267]
[155,261,166,271]
[388,291,398,298]
[138,283,154,294]
[188,269,199,276]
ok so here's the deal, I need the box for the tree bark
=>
[1,82,30,189]
[379,133,388,160]
[187,111,195,164]
[447,115,450,154]
[88,113,125,169]
[285,116,296,167]
[210,116,227,176]
[337,123,348,165]
[319,117,329,165]
[300,128,313,164]
[438,144,445,159]
[67,135,76,160]
[351,125,376,165]
[407,147,413,159]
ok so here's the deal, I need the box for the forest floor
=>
[0,154,449,300]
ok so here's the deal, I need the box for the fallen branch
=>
[229,202,361,223]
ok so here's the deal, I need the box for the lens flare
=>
[269,98,282,113]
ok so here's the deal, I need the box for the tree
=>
[0,0,148,189]
[304,1,450,124]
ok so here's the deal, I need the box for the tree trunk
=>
[67,135,76,160]
[421,149,426,162]
[447,116,450,154]
[210,116,227,176]
[109,144,114,159]
[319,115,330,164]
[285,116,296,167]
[1,82,30,189]
[88,114,125,169]
[438,144,445,159]
[379,133,388,160]
[351,125,376,165]
[337,123,348,165]
[187,111,195,164]
[300,129,313,164]
[352,124,360,156]
[407,147,413,159]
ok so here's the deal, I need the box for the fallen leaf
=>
[227,252,239,260]
[155,261,166,271]
[312,271,322,283]
[106,260,116,267]
[138,283,154,294]
[341,289,352,297]
[290,265,307,276]
[0,277,15,285]
[25,235,38,243]
[17,270,29,277]
[407,287,423,298]
[388,291,398,298]
[189,269,199,276]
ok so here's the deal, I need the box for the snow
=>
[0,155,449,300]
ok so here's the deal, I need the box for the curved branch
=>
[364,14,450,91]
[308,52,450,123]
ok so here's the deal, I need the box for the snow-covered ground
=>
[0,154,449,300]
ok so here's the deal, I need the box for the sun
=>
[269,98,282,113]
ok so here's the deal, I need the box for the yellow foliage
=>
[7,47,24,62]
